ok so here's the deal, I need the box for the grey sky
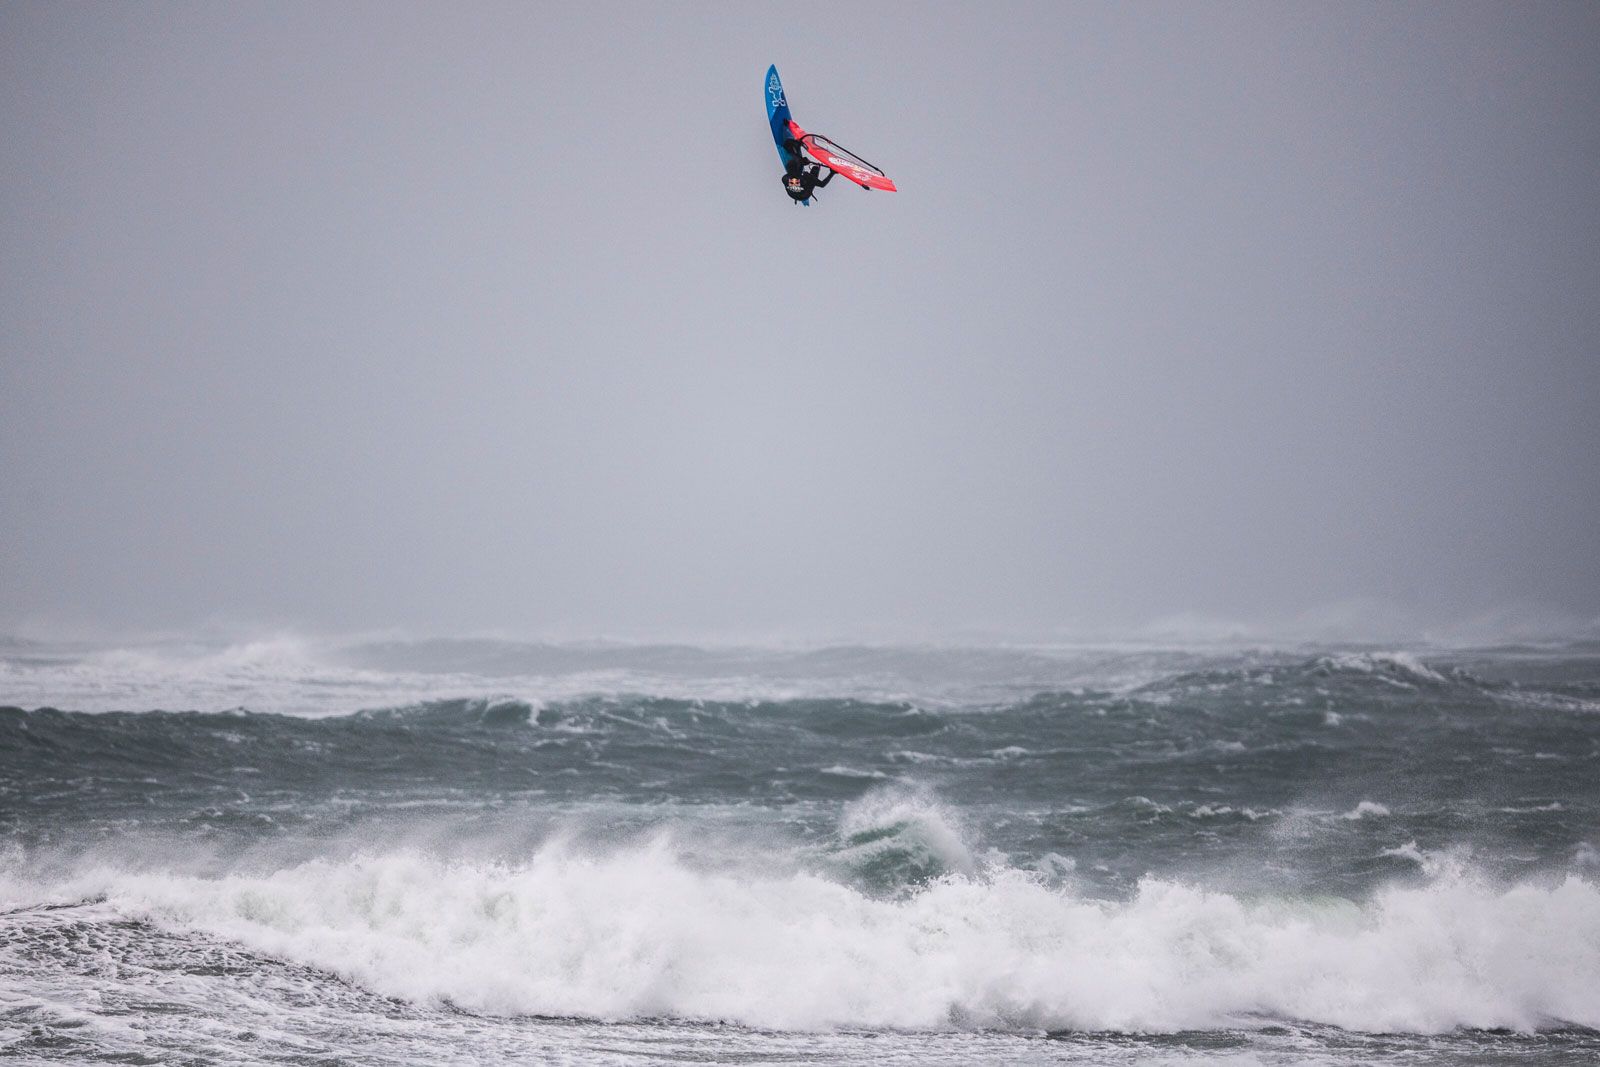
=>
[2,2,1597,641]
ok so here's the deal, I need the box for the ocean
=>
[2,636,1598,1064]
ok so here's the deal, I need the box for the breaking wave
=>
[10,843,1597,1035]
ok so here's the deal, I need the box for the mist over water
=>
[4,635,1599,1063]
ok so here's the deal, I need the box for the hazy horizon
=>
[4,2,1597,642]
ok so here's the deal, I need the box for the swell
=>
[0,697,947,786]
[4,646,1592,764]
[7,653,1595,798]
[5,669,1596,832]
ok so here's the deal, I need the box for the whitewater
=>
[3,636,1599,1064]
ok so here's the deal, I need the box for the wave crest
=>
[828,787,978,892]
[35,845,1600,1034]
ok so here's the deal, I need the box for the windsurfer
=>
[782,139,835,202]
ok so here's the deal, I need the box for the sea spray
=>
[828,786,979,892]
[9,837,1592,1034]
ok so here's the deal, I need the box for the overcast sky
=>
[2,2,1597,642]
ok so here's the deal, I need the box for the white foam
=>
[1321,651,1447,686]
[17,845,1597,1035]
[1340,801,1391,821]
[1190,805,1273,821]
[819,765,891,780]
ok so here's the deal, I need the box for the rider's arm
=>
[815,168,835,187]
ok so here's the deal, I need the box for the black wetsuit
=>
[782,141,834,201]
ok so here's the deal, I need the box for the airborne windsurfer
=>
[782,139,834,203]
[765,66,895,204]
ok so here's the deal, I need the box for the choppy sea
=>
[2,636,1598,1064]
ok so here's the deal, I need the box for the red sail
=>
[787,121,898,192]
